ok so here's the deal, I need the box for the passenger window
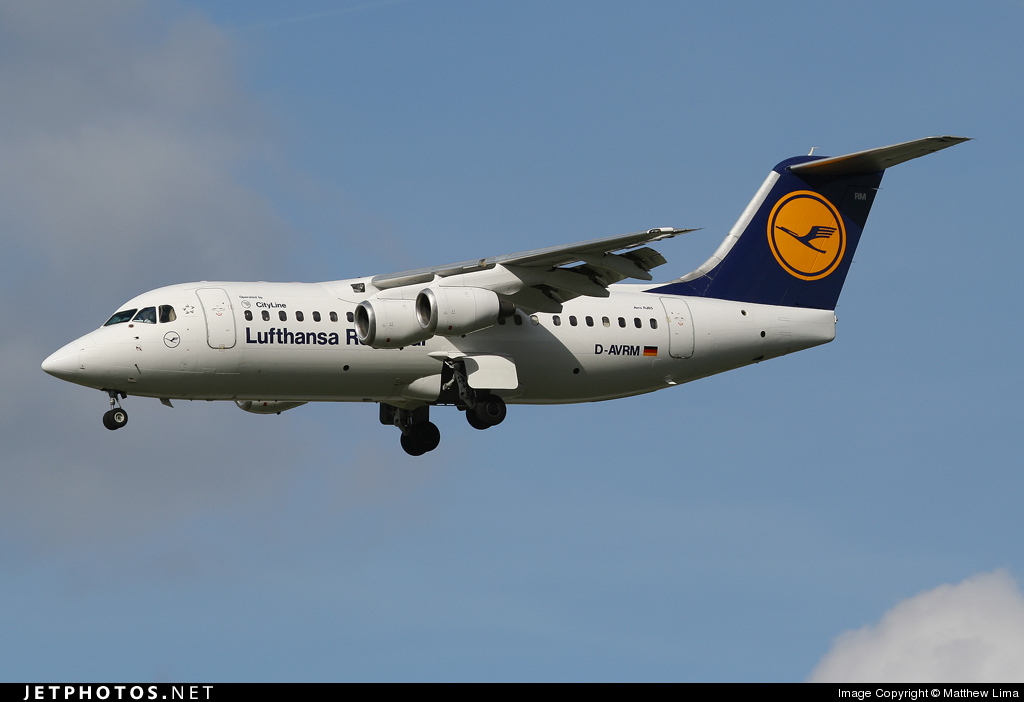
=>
[634,317,642,329]
[262,310,270,321]
[159,305,176,323]
[347,311,354,323]
[132,307,157,324]
[498,317,506,325]
[618,317,626,328]
[586,316,594,327]
[330,311,338,322]
[104,309,137,326]
[650,318,658,329]
[295,311,304,322]
[513,315,523,326]
[244,310,253,321]
[279,311,287,322]
[553,315,561,326]
[569,316,577,326]
[313,311,321,322]
[530,315,539,326]
[602,317,610,327]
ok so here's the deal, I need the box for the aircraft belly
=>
[225,340,438,401]
[509,352,664,403]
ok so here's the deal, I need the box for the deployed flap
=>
[463,355,518,390]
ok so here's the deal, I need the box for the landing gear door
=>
[660,297,694,359]
[464,354,518,390]
[196,287,236,349]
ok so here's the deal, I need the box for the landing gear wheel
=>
[466,409,490,430]
[401,421,441,456]
[102,408,128,430]
[473,394,506,427]
[399,433,425,456]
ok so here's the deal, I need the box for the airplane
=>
[42,136,968,456]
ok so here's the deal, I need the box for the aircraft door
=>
[660,297,694,359]
[196,287,236,349]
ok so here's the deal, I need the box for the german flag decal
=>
[643,346,658,357]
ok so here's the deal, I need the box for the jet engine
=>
[416,287,515,337]
[235,400,308,415]
[354,298,433,348]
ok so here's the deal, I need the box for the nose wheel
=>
[103,408,128,430]
[102,390,128,431]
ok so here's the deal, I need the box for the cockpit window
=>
[132,307,157,324]
[159,305,176,323]
[104,309,137,326]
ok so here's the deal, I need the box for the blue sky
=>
[2,0,1023,682]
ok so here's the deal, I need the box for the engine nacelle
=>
[354,297,433,348]
[416,287,515,337]
[235,400,308,415]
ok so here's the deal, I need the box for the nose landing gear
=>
[102,390,128,430]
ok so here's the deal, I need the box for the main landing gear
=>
[380,404,441,457]
[102,390,128,430]
[441,358,507,432]
[464,393,507,430]
[380,360,510,456]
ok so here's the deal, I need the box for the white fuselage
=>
[43,279,836,406]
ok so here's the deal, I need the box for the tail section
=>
[651,136,968,310]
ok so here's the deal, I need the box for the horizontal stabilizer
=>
[790,136,969,177]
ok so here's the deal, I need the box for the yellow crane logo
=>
[767,191,846,281]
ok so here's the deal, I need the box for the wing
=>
[369,227,695,312]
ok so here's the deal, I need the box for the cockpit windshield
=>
[104,305,177,326]
[132,307,157,324]
[104,309,137,326]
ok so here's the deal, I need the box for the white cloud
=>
[0,1,303,555]
[808,570,1024,683]
[0,0,285,301]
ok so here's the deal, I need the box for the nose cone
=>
[42,342,81,381]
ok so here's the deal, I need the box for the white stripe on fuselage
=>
[62,280,836,405]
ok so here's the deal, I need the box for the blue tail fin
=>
[650,136,968,310]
